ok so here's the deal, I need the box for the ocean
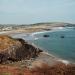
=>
[9,27,75,63]
[31,27,75,63]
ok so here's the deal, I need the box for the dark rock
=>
[43,35,50,37]
[60,36,64,38]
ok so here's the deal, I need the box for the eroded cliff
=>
[0,35,42,63]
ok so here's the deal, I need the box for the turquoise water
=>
[32,27,75,62]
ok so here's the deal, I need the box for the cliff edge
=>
[0,35,42,63]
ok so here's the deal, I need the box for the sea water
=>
[32,27,75,63]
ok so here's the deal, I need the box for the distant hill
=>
[0,22,75,31]
[31,22,75,27]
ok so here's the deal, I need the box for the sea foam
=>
[57,59,70,65]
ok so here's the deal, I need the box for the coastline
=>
[30,27,75,64]
[29,40,72,65]
[1,22,75,75]
[0,27,75,65]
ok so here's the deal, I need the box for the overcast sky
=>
[0,0,75,24]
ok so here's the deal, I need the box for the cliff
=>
[0,35,42,63]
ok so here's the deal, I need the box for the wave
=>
[31,31,47,36]
[57,59,70,65]
[34,38,39,40]
[31,27,66,36]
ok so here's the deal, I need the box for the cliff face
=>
[0,35,42,63]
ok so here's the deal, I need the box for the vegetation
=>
[1,72,11,75]
[0,62,75,75]
[0,35,21,51]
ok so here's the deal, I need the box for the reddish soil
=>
[0,62,75,75]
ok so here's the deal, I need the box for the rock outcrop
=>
[0,35,42,63]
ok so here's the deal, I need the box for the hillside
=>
[0,35,42,63]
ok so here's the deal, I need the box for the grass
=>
[0,35,21,51]
[0,72,11,75]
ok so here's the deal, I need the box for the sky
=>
[0,0,75,24]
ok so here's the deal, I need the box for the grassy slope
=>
[0,35,21,52]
